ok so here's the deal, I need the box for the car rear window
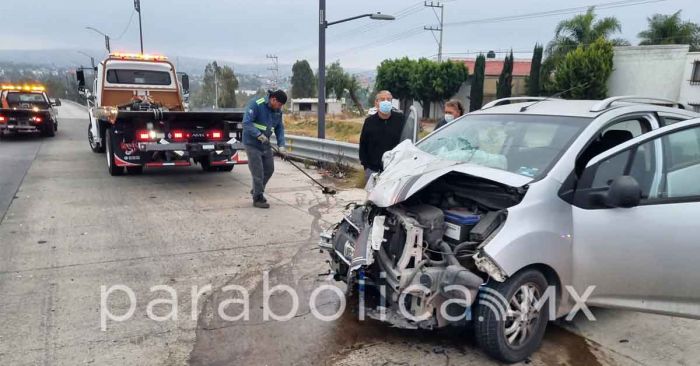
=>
[106,69,172,85]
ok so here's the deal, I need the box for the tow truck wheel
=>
[105,129,124,176]
[474,268,550,364]
[88,123,105,153]
[218,166,234,172]
[126,166,144,175]
[200,158,218,172]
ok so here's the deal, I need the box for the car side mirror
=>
[180,73,190,93]
[76,70,86,88]
[51,98,62,107]
[603,176,642,208]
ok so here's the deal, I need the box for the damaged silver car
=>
[320,96,700,363]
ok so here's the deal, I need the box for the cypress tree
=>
[527,44,543,96]
[496,51,514,99]
[469,54,486,111]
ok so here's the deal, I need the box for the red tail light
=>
[136,130,156,142]
[0,115,5,124]
[206,130,224,141]
[171,130,190,142]
[32,116,43,123]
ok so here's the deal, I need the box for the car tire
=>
[41,121,55,137]
[218,165,234,172]
[105,128,124,176]
[88,123,105,153]
[126,166,144,175]
[474,268,550,364]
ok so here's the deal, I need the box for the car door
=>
[570,119,700,319]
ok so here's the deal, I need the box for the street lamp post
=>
[317,2,394,139]
[85,26,111,53]
[134,0,144,54]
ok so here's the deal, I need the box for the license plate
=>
[203,144,215,150]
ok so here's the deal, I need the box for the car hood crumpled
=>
[366,140,534,207]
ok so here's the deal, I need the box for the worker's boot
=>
[253,195,270,209]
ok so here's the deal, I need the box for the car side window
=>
[576,116,653,175]
[628,140,659,200]
[590,150,631,189]
[663,127,700,198]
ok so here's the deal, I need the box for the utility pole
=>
[318,0,327,139]
[423,1,444,62]
[134,0,144,53]
[214,70,219,109]
[266,54,279,90]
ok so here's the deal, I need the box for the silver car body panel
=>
[357,103,700,319]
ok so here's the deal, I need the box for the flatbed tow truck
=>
[77,52,247,176]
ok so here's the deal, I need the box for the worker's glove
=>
[257,134,269,144]
[277,146,288,160]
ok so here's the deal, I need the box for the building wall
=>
[290,100,343,115]
[608,45,690,100]
[679,52,700,112]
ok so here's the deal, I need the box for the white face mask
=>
[444,113,455,122]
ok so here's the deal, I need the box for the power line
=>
[113,10,136,41]
[329,0,665,60]
[444,0,665,27]
[277,1,426,58]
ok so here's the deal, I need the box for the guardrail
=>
[273,135,361,167]
[272,106,419,169]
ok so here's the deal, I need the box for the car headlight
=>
[382,150,397,170]
[365,171,379,192]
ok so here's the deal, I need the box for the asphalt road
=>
[0,133,42,221]
[0,101,698,366]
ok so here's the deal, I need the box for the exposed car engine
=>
[320,172,525,329]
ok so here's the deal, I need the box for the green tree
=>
[527,44,544,96]
[638,11,700,51]
[547,7,628,60]
[191,61,238,108]
[375,57,416,112]
[291,60,316,98]
[555,38,614,99]
[346,75,365,115]
[218,65,238,108]
[543,6,628,93]
[325,61,349,99]
[410,58,438,118]
[496,51,514,99]
[469,54,486,111]
[410,59,468,118]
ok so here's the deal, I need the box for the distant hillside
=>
[0,49,289,77]
[0,49,374,77]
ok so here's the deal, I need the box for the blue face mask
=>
[379,101,392,114]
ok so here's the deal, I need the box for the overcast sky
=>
[0,0,697,70]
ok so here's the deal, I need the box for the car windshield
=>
[417,114,590,178]
[106,69,172,85]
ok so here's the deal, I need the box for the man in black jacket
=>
[359,90,405,183]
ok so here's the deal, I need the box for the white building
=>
[290,98,343,115]
[608,45,700,112]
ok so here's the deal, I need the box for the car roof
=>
[470,99,689,119]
